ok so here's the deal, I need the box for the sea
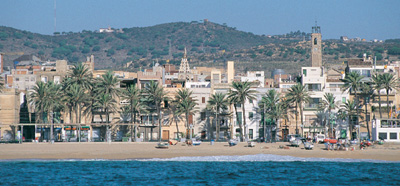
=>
[1,154,399,185]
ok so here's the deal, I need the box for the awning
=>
[64,126,77,130]
[81,126,90,130]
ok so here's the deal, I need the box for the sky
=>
[1,0,399,40]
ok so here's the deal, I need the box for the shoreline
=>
[1,142,399,161]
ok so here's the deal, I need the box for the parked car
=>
[316,134,325,143]
[287,134,301,142]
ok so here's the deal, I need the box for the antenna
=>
[54,0,57,35]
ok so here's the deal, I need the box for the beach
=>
[1,142,400,161]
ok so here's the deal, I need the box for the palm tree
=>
[371,74,384,118]
[95,93,118,142]
[228,81,257,142]
[207,92,229,141]
[64,64,93,90]
[62,83,89,124]
[29,81,62,142]
[287,83,311,135]
[228,89,243,141]
[341,71,363,131]
[339,99,362,139]
[143,81,167,142]
[122,85,148,141]
[167,101,184,141]
[360,82,373,140]
[322,93,339,138]
[96,71,121,98]
[174,88,198,139]
[380,73,398,118]
[259,89,281,142]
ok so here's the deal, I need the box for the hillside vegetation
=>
[0,21,399,76]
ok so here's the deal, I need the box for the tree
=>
[95,93,118,142]
[372,74,384,118]
[287,83,311,135]
[143,81,167,142]
[228,94,242,140]
[122,85,148,141]
[380,73,398,118]
[341,71,364,131]
[65,64,93,90]
[96,71,121,98]
[259,89,280,142]
[29,81,62,142]
[339,99,362,139]
[322,93,339,138]
[174,89,198,139]
[62,83,89,124]
[360,82,373,140]
[207,92,229,141]
[227,81,257,142]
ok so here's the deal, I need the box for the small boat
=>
[304,142,314,150]
[156,142,169,149]
[324,138,337,144]
[228,139,238,146]
[247,141,256,147]
[192,140,202,146]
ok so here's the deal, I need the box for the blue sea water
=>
[0,154,399,185]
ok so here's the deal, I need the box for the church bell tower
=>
[311,22,322,67]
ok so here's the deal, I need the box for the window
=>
[16,78,20,81]
[164,100,168,108]
[303,69,307,76]
[379,132,387,140]
[361,70,371,77]
[306,98,321,109]
[306,84,321,91]
[390,133,397,140]
[342,97,346,104]
[249,129,253,139]
[249,112,253,120]
[202,97,205,103]
[256,74,261,77]
[200,112,206,121]
[314,38,317,45]
[25,77,29,82]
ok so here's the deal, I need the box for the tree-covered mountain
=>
[0,21,399,75]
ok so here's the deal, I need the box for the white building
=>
[372,119,400,142]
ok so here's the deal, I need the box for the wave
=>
[0,154,397,163]
[139,154,397,163]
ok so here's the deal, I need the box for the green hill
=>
[0,21,399,76]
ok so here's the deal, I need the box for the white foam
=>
[140,154,396,163]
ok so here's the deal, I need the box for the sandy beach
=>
[1,142,400,161]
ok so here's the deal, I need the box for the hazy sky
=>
[1,0,399,40]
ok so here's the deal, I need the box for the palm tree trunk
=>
[234,105,243,141]
[216,112,219,141]
[365,103,370,140]
[242,102,248,142]
[378,91,382,118]
[158,106,162,142]
[130,104,134,142]
[327,110,331,138]
[300,101,304,137]
[186,113,189,139]
[275,118,280,142]
[295,103,298,135]
[48,111,53,142]
[387,91,390,119]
